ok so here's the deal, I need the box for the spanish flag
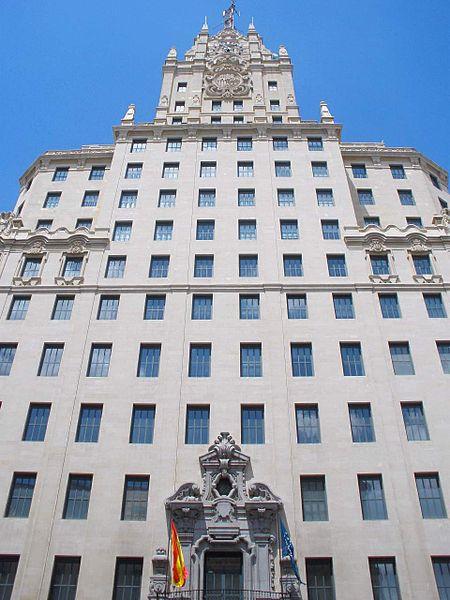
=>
[171,520,188,588]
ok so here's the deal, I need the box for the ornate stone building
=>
[0,5,449,600]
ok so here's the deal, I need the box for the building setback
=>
[0,5,449,600]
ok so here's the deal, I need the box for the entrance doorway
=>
[204,552,243,600]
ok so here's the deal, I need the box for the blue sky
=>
[0,0,448,210]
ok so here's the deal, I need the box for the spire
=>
[201,16,208,32]
[320,100,335,123]
[248,17,255,31]
[223,0,239,29]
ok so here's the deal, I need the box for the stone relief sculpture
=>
[204,29,252,98]
[0,212,20,236]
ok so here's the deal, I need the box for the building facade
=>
[0,6,449,600]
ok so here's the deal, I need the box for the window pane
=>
[327,255,347,277]
[312,162,328,177]
[192,295,213,320]
[23,404,50,442]
[53,167,68,181]
[52,296,74,321]
[390,164,406,179]
[351,164,367,178]
[200,162,216,177]
[379,294,401,318]
[239,255,258,277]
[44,193,61,208]
[194,255,214,277]
[301,476,328,521]
[308,137,323,151]
[119,191,137,208]
[358,189,375,205]
[63,475,92,519]
[296,405,320,443]
[89,166,105,180]
[186,407,209,444]
[412,254,432,275]
[21,257,41,278]
[238,189,255,206]
[6,473,36,518]
[284,255,303,276]
[106,257,126,278]
[125,163,142,179]
[154,221,173,241]
[241,406,264,444]
[333,294,354,319]
[341,343,365,376]
[137,345,161,377]
[370,254,390,275]
[121,477,149,521]
[149,256,169,278]
[437,342,450,374]
[237,137,252,151]
[287,295,307,319]
[349,404,374,442]
[277,189,295,206]
[415,474,447,518]
[275,162,291,177]
[49,557,80,600]
[189,345,211,377]
[424,294,446,318]
[291,344,314,377]
[280,220,299,239]
[130,406,155,444]
[63,257,83,278]
[369,558,400,600]
[76,405,102,443]
[239,295,260,320]
[158,190,176,207]
[389,342,415,375]
[8,296,30,320]
[144,296,166,320]
[0,556,19,600]
[198,190,216,207]
[321,220,340,239]
[273,137,288,150]
[359,475,387,520]
[113,222,132,242]
[432,558,450,600]
[398,190,415,205]
[38,344,64,377]
[240,344,262,377]
[113,558,143,600]
[239,220,257,240]
[98,296,119,320]
[82,191,99,207]
[401,403,429,441]
[316,189,334,206]
[0,344,17,376]
[87,344,112,377]
[306,559,334,600]
[196,220,215,240]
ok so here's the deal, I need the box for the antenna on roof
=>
[223,0,239,29]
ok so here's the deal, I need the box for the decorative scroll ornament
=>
[204,29,252,98]
[367,238,387,252]
[409,238,429,253]
[25,240,46,255]
[69,241,87,255]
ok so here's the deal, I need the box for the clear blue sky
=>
[0,0,448,210]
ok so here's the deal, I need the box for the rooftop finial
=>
[223,0,239,29]
[202,16,208,31]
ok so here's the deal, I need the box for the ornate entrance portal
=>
[204,552,242,600]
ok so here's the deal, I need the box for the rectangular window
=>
[312,162,328,177]
[158,190,176,207]
[390,164,406,179]
[333,294,354,319]
[358,189,375,205]
[240,344,262,377]
[237,294,259,320]
[131,139,147,153]
[130,405,155,444]
[63,475,92,519]
[200,162,216,177]
[239,255,258,277]
[233,100,243,111]
[76,405,102,443]
[273,116,283,124]
[52,296,74,320]
[291,343,314,377]
[237,137,253,151]
[81,191,99,207]
[211,116,221,124]
[370,254,390,275]
[53,167,68,181]
[137,345,161,378]
[186,406,209,444]
[437,342,450,374]
[97,295,119,320]
[316,189,334,206]
[379,294,401,319]
[125,163,142,179]
[119,191,137,208]
[239,220,257,240]
[412,254,433,275]
[174,101,185,112]
[23,404,50,442]
[211,100,222,112]
[308,137,323,151]
[75,218,92,230]
[430,173,441,189]
[196,220,215,240]
[198,189,216,207]
[432,557,450,599]
[241,406,264,444]
[341,343,365,376]
[8,296,30,321]
[306,559,334,600]
[36,219,53,229]
[275,161,291,177]
[301,476,328,521]
[105,256,126,278]
[349,404,375,442]
[287,295,307,319]
[415,474,447,518]
[369,558,401,600]
[0,344,17,376]
[0,556,19,599]
[351,164,367,178]
[364,216,380,226]
[283,255,303,277]
[238,162,254,177]
[38,344,64,377]
[5,473,36,518]
[277,189,295,206]
[358,475,388,520]
[194,255,214,278]
[406,217,423,227]
[113,558,143,600]
[389,342,415,375]
[270,99,280,111]
[189,344,211,377]
[87,344,112,377]
[62,257,83,278]
[296,405,320,443]
[401,403,429,441]
[238,189,255,206]
[149,255,170,278]
[177,82,187,92]
[202,137,217,151]
[162,163,179,179]
[273,137,288,151]
[321,220,340,240]
[280,219,299,239]
[327,254,347,277]
[268,81,278,91]
[192,295,213,320]
[44,193,61,208]
[154,221,173,241]
[49,557,80,600]
[398,189,415,205]
[121,476,149,521]
[144,295,166,320]
[89,166,105,180]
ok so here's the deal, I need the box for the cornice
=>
[0,226,110,251]
[344,223,450,249]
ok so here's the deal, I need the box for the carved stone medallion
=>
[204,29,252,98]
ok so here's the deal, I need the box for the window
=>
[53,167,68,181]
[425,294,447,318]
[131,139,147,153]
[238,189,255,206]
[306,559,335,600]
[52,296,74,320]
[97,295,119,320]
[200,162,216,177]
[301,476,328,521]
[341,343,365,376]
[8,296,30,320]
[44,192,61,208]
[63,475,92,519]
[158,190,176,207]
[38,344,63,377]
[149,255,169,278]
[316,189,334,206]
[406,217,423,227]
[144,295,166,320]
[238,162,254,177]
[364,216,380,226]
[137,345,161,377]
[186,406,209,444]
[154,221,173,241]
[358,475,388,520]
[333,294,354,319]
[369,558,401,600]
[211,116,221,124]
[412,254,432,275]
[198,189,216,207]
[49,557,80,600]
[0,344,17,376]
[234,116,244,124]
[390,164,406,179]
[296,405,320,443]
[312,162,328,177]
[327,254,347,277]
[211,100,222,112]
[268,81,278,91]
[370,254,390,276]
[239,220,257,240]
[166,138,182,152]
[358,189,375,205]
[62,256,82,279]
[241,406,264,444]
[174,101,185,112]
[0,556,19,599]
[87,344,112,377]
[125,163,142,179]
[5,473,36,517]
[202,137,217,151]
[284,255,303,277]
[194,255,214,277]
[239,295,260,320]
[291,344,314,377]
[273,137,288,150]
[351,164,367,178]
[76,405,102,442]
[280,220,299,239]
[287,295,307,319]
[379,294,401,319]
[36,219,53,229]
[237,137,252,151]
[430,173,441,189]
[105,256,126,278]
[162,163,179,179]
[415,474,447,518]
[436,342,450,374]
[113,221,132,242]
[240,344,262,377]
[307,137,323,151]
[88,165,105,180]
[233,100,243,111]
[239,255,258,277]
[389,342,415,375]
[23,404,50,441]
[432,558,450,599]
[75,218,92,230]
[121,476,149,521]
[81,191,99,207]
[113,558,143,600]
[189,344,211,377]
[196,220,215,240]
[401,403,429,441]
[177,81,187,92]
[349,404,375,442]
[398,189,415,205]
[270,99,280,111]
[277,189,295,206]
[321,220,340,239]
[119,191,137,208]
[130,405,155,444]
[275,161,291,177]
[272,116,282,124]
[192,295,213,320]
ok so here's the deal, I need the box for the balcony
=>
[149,591,288,600]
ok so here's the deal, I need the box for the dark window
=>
[158,190,176,208]
[241,406,264,444]
[277,189,295,206]
[369,558,401,600]
[415,474,447,518]
[125,163,142,179]
[52,167,68,182]
[370,254,390,275]
[280,220,299,239]
[76,405,102,443]
[327,254,347,277]
[239,255,258,277]
[283,255,303,277]
[358,189,375,205]
[119,190,137,208]
[130,406,155,444]
[23,404,50,442]
[312,162,328,177]
[192,295,213,320]
[237,137,253,151]
[341,343,365,376]
[186,406,209,444]
[194,255,214,278]
[239,219,257,240]
[349,404,375,442]
[333,294,354,319]
[0,344,17,376]
[202,138,217,151]
[52,296,74,321]
[48,557,80,600]
[273,137,288,151]
[239,295,260,320]
[306,558,335,600]
[432,558,450,599]
[87,344,112,377]
[389,342,415,375]
[89,166,105,180]
[38,344,64,377]
[112,558,143,600]
[137,345,161,378]
[240,344,262,377]
[5,473,36,518]
[63,475,92,519]
[379,294,401,318]
[291,344,314,377]
[149,256,170,278]
[121,477,149,521]
[82,191,99,207]
[287,295,307,319]
[238,189,255,206]
[198,189,216,207]
[21,257,42,278]
[196,220,215,240]
[406,217,423,227]
[275,161,291,177]
[105,256,126,278]
[351,164,367,178]
[424,294,446,318]
[0,555,19,600]
[398,190,415,205]
[131,139,147,153]
[144,295,166,320]
[301,476,328,521]
[401,403,429,441]
[62,257,83,278]
[75,218,92,230]
[296,405,320,443]
[113,221,132,242]
[8,296,30,320]
[390,164,406,179]
[364,216,380,226]
[437,342,450,374]
[189,344,211,377]
[308,137,323,151]
[321,220,340,239]
[97,295,120,320]
[316,189,334,206]
[358,475,388,520]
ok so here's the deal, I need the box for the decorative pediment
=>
[204,29,252,98]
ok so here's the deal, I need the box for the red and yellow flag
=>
[171,520,188,588]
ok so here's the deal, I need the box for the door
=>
[204,552,243,600]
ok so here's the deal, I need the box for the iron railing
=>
[150,591,288,600]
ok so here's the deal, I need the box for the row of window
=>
[50,166,105,182]
[1,340,449,378]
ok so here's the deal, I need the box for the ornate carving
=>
[159,95,168,107]
[0,212,17,236]
[25,240,46,255]
[68,241,87,255]
[278,45,288,56]
[169,483,201,502]
[255,93,263,104]
[287,93,295,104]
[408,238,429,253]
[192,94,200,105]
[367,238,387,252]
[248,483,281,503]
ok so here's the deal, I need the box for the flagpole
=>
[277,515,284,595]
[164,519,172,596]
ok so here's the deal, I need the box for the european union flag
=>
[280,519,304,584]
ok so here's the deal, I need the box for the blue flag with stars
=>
[280,519,304,584]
